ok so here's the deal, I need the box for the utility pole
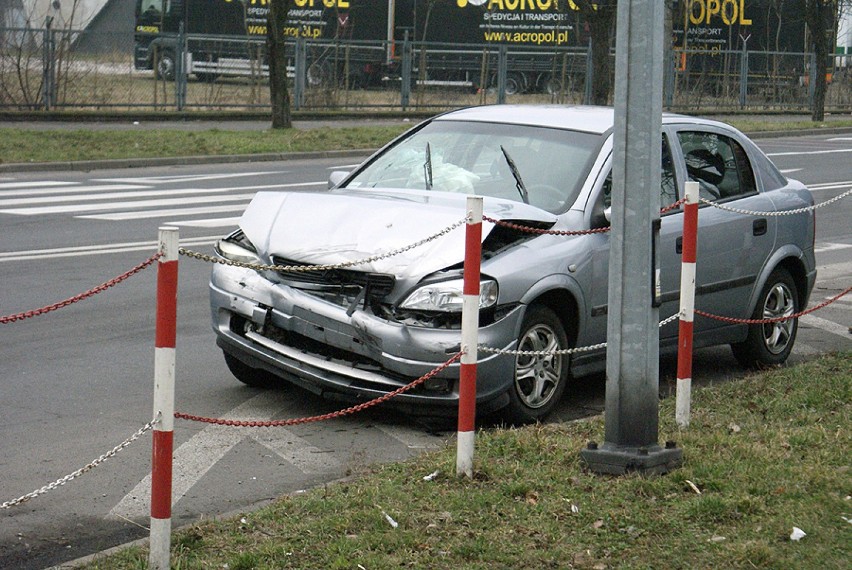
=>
[581,0,682,476]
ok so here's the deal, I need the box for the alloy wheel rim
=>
[761,282,796,354]
[514,324,562,409]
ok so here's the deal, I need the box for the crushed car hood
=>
[239,189,556,279]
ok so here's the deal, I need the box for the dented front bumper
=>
[209,264,524,415]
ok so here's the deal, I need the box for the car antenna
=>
[500,145,529,204]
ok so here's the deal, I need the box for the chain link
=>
[179,217,469,272]
[696,285,851,325]
[0,252,161,324]
[479,313,681,357]
[699,188,852,217]
[1,416,159,509]
[175,352,463,427]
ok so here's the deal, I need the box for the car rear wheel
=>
[223,352,280,388]
[731,267,799,368]
[502,305,570,424]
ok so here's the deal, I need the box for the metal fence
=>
[2,25,850,113]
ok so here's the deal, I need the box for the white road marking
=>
[0,180,77,189]
[93,172,284,184]
[79,204,250,221]
[767,148,852,157]
[0,236,219,262]
[780,168,803,174]
[108,392,339,521]
[0,192,258,215]
[0,186,233,207]
[169,217,242,228]
[0,184,147,198]
[814,242,852,253]
[0,181,323,216]
[800,314,851,341]
[807,181,852,191]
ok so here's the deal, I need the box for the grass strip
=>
[85,352,850,569]
[2,118,852,165]
[0,125,410,164]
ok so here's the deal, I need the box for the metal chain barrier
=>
[0,252,162,324]
[699,188,852,216]
[175,352,463,427]
[179,217,469,272]
[696,285,851,325]
[478,313,681,357]
[1,415,160,509]
[483,198,687,236]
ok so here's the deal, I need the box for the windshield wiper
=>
[500,145,529,204]
[424,142,433,190]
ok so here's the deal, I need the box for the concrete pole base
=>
[580,441,683,476]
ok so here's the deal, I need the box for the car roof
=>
[433,105,727,135]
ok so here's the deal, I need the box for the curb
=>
[0,148,375,174]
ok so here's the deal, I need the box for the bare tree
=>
[266,0,292,129]
[572,0,617,105]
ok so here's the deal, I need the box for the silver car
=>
[209,105,816,423]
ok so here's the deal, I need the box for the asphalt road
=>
[0,133,850,569]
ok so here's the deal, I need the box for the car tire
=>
[731,267,799,368]
[502,305,570,424]
[223,352,280,389]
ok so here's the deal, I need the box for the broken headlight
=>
[400,279,498,313]
[214,229,263,265]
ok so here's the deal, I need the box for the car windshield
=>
[344,120,601,213]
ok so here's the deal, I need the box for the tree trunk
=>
[267,0,292,129]
[803,0,835,122]
[574,2,617,106]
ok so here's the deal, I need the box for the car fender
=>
[516,272,587,338]
[747,243,812,316]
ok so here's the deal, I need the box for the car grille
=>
[270,256,396,300]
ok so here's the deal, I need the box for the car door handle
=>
[753,219,768,236]
[676,236,683,254]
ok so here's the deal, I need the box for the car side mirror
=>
[591,206,612,229]
[328,170,349,189]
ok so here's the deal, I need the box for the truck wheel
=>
[730,268,799,368]
[224,352,280,389]
[490,72,527,96]
[307,62,330,87]
[501,305,570,424]
[154,49,176,81]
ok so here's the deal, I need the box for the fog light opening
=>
[423,377,451,394]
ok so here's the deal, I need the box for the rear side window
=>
[750,147,788,191]
[677,131,757,200]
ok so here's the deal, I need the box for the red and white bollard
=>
[150,227,178,569]
[676,181,699,428]
[457,196,483,478]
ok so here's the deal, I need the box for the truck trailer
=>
[133,0,835,93]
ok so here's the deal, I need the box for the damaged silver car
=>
[209,105,816,423]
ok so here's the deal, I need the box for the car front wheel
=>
[731,267,799,368]
[502,305,570,424]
